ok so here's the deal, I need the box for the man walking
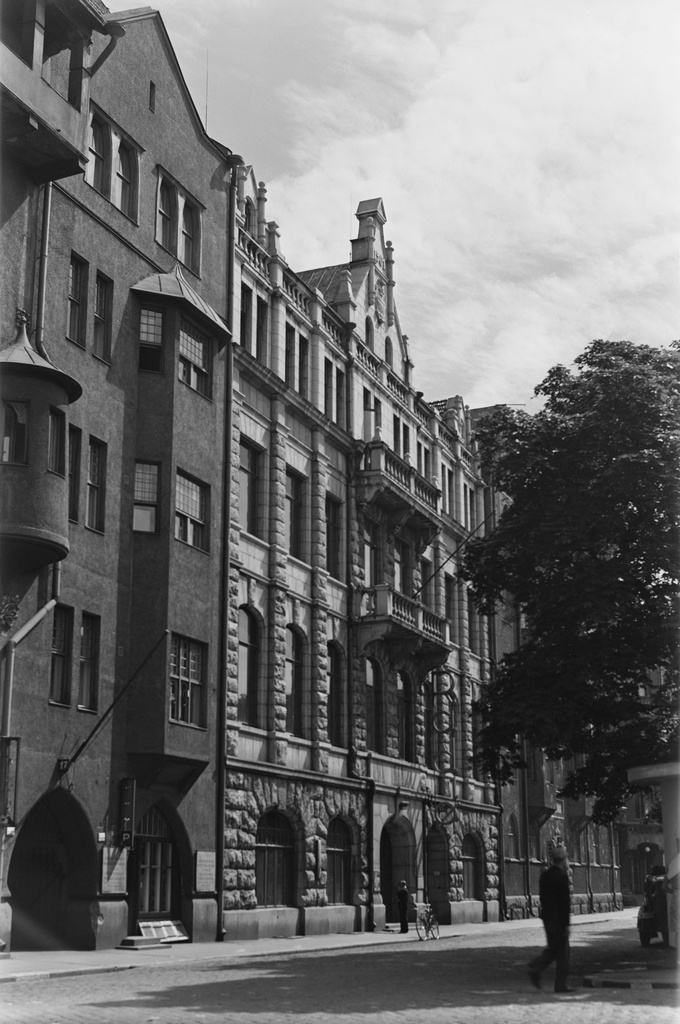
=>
[528,844,573,993]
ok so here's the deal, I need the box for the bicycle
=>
[415,902,439,940]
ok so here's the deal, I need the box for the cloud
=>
[111,0,680,407]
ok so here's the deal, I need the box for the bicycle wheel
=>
[427,915,439,940]
[415,910,428,940]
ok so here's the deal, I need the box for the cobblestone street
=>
[1,918,676,1024]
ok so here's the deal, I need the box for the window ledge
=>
[48,700,70,709]
[77,705,98,714]
[168,718,207,732]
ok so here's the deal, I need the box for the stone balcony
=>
[357,440,441,546]
[356,584,451,667]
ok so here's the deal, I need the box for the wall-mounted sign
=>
[101,846,128,894]
[195,851,216,892]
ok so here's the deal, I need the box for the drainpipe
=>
[521,738,533,916]
[0,564,61,907]
[215,153,243,941]
[34,181,52,358]
[89,22,126,78]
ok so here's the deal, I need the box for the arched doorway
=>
[8,790,97,950]
[380,815,416,923]
[127,804,183,933]
[426,827,450,916]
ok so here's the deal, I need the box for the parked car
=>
[637,868,669,946]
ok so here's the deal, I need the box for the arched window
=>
[116,141,136,219]
[423,677,435,769]
[327,642,344,747]
[396,672,413,761]
[256,811,294,906]
[365,658,383,754]
[158,179,177,253]
[181,201,200,273]
[385,337,393,367]
[326,818,351,904]
[461,833,483,900]
[506,814,520,859]
[285,627,305,737]
[365,316,374,350]
[238,607,259,727]
[89,116,110,197]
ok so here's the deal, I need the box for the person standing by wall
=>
[528,845,573,992]
[397,880,411,934]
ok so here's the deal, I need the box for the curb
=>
[583,975,678,991]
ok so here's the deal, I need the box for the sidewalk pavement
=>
[0,907,677,990]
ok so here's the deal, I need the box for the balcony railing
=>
[362,442,439,515]
[362,585,447,644]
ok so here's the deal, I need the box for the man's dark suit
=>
[528,861,571,991]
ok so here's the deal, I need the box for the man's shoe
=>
[528,970,541,990]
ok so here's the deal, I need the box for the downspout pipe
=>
[215,153,243,941]
[34,181,52,358]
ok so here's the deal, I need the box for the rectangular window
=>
[256,297,268,362]
[2,401,28,464]
[115,141,135,218]
[86,437,106,531]
[50,605,73,704]
[78,612,100,710]
[284,469,304,560]
[402,424,410,460]
[93,272,112,361]
[170,634,205,726]
[324,359,333,419]
[89,117,109,196]
[394,538,410,595]
[239,441,262,537]
[325,494,343,580]
[298,335,309,399]
[178,319,210,396]
[364,521,380,588]
[181,201,199,273]
[335,369,346,428]
[240,284,253,351]
[48,408,66,475]
[445,574,457,642]
[139,307,163,372]
[67,254,87,346]
[134,461,160,532]
[420,558,433,608]
[393,415,401,457]
[68,426,81,521]
[285,323,295,386]
[175,471,208,550]
[158,178,176,252]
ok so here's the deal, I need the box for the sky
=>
[109,0,680,409]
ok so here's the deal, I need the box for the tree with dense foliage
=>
[463,340,680,821]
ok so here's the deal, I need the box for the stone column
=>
[310,431,330,772]
[268,401,289,764]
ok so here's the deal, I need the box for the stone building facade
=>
[1,1,626,952]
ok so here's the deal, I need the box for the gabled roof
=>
[1,320,82,402]
[106,7,229,158]
[131,265,229,341]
